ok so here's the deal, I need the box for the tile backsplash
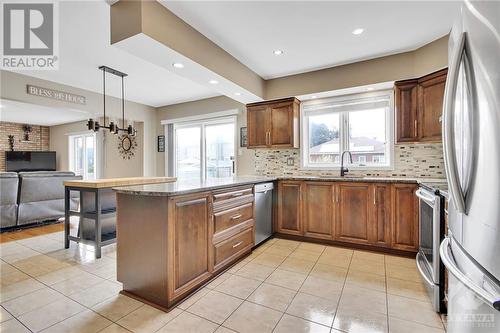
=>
[254,143,445,179]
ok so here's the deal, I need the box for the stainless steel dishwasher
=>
[254,182,274,245]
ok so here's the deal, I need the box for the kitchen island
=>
[113,176,273,311]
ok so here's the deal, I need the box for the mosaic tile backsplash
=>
[254,143,446,179]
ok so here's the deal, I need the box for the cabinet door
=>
[247,105,269,148]
[277,181,302,235]
[395,80,419,143]
[392,184,418,251]
[335,183,371,244]
[303,182,334,240]
[418,69,447,142]
[269,102,294,147]
[168,192,212,302]
[369,184,392,247]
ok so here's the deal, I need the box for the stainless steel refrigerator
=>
[440,1,500,332]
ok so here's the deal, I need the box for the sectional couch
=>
[0,171,82,229]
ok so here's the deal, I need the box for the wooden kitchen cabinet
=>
[370,183,392,247]
[246,97,300,148]
[167,192,213,303]
[277,181,303,235]
[395,68,447,143]
[391,184,419,251]
[303,182,335,240]
[335,183,371,245]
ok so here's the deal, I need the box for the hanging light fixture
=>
[87,66,136,136]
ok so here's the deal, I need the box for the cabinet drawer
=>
[213,186,254,212]
[214,227,253,269]
[214,203,253,234]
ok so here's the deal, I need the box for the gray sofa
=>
[0,172,19,228]
[0,171,82,229]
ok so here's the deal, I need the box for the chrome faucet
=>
[340,151,353,177]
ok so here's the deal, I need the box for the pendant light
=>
[87,66,136,136]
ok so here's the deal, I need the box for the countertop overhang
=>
[64,176,176,189]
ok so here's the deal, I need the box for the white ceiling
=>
[0,99,91,126]
[162,1,459,79]
[12,0,219,107]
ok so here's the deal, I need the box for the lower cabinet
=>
[335,183,371,245]
[370,183,392,247]
[392,184,419,251]
[277,181,303,235]
[303,182,334,240]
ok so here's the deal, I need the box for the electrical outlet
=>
[287,157,294,166]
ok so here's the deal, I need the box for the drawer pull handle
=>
[231,214,242,220]
[232,193,244,198]
[232,241,243,248]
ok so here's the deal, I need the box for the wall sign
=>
[26,85,86,105]
[240,127,248,147]
[157,135,165,152]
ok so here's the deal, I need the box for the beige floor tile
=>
[205,273,232,289]
[388,317,445,333]
[223,301,282,333]
[176,288,210,310]
[387,277,429,302]
[0,318,31,333]
[234,262,275,282]
[299,276,343,301]
[2,287,64,317]
[215,326,236,333]
[0,306,13,323]
[157,311,218,333]
[264,245,294,256]
[323,246,353,257]
[309,263,348,282]
[265,269,307,291]
[226,260,247,274]
[385,265,422,283]
[69,280,122,307]
[278,257,315,274]
[339,285,387,315]
[387,295,443,329]
[247,283,296,311]
[297,242,326,254]
[288,249,321,262]
[345,269,386,292]
[352,250,385,263]
[0,278,45,303]
[117,305,182,333]
[92,294,143,322]
[187,290,242,324]
[274,314,330,333]
[50,272,104,296]
[1,245,40,264]
[333,306,388,333]
[214,275,261,299]
[39,310,111,333]
[384,255,416,268]
[36,266,85,285]
[286,292,337,327]
[317,253,352,268]
[17,297,86,332]
[12,255,70,277]
[273,239,301,249]
[1,267,31,287]
[251,253,287,268]
[349,257,385,276]
[98,323,132,333]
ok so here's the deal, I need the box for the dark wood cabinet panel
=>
[370,184,392,247]
[246,97,300,149]
[247,105,269,148]
[418,69,447,142]
[395,79,419,143]
[392,184,419,251]
[303,182,334,240]
[168,193,212,302]
[277,181,303,235]
[335,183,371,244]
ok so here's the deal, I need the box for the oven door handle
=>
[416,252,436,287]
[416,189,436,206]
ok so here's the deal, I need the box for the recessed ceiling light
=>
[172,62,184,68]
[273,50,284,55]
[234,92,241,96]
[209,79,219,85]
[352,28,364,35]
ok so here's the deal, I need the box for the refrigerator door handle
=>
[442,32,467,214]
[440,237,500,311]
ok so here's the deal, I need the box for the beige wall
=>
[1,70,157,178]
[156,96,256,176]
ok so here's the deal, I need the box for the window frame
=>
[68,132,98,180]
[301,90,395,170]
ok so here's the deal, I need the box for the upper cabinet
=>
[246,97,300,149]
[395,68,448,143]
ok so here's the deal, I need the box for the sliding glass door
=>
[69,133,97,180]
[174,118,235,180]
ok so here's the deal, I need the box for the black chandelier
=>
[87,65,136,136]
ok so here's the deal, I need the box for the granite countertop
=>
[113,176,276,196]
[113,175,446,196]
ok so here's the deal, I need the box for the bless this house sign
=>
[26,85,86,105]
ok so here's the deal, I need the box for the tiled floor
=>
[0,224,446,333]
